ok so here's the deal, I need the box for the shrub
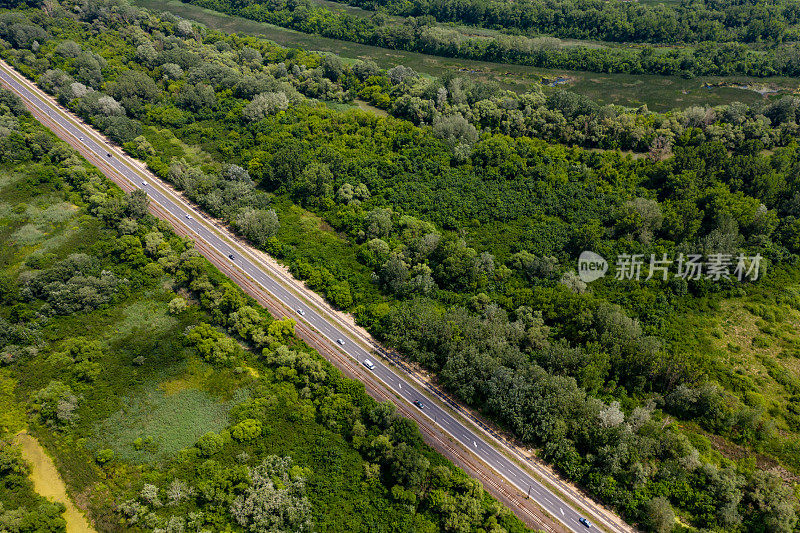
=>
[231,419,262,442]
[95,449,114,464]
[196,431,227,456]
[32,380,79,428]
[168,296,188,315]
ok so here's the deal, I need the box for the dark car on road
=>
[413,400,424,409]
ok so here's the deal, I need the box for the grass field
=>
[91,382,235,462]
[712,298,800,430]
[0,369,25,434]
[133,0,800,110]
[663,280,800,475]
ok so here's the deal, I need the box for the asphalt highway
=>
[0,62,627,533]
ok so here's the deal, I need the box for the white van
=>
[363,359,376,370]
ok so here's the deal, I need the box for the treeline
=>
[7,6,800,161]
[375,74,800,154]
[2,2,800,529]
[186,0,800,77]
[332,0,800,45]
[0,85,533,533]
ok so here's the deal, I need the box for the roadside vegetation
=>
[0,86,534,532]
[1,0,800,531]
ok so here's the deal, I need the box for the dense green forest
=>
[180,0,800,77]
[0,87,533,531]
[2,0,800,531]
[8,2,800,156]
